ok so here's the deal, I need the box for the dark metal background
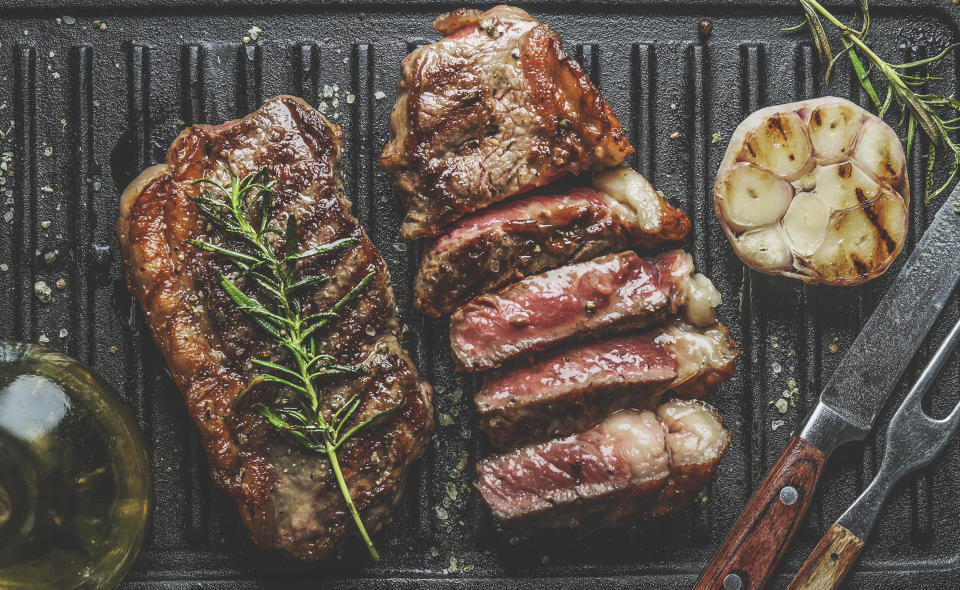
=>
[1,1,959,588]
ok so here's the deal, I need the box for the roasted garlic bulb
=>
[714,97,909,285]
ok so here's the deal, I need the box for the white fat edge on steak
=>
[601,410,670,482]
[657,400,728,466]
[653,319,735,391]
[601,400,726,481]
[681,272,722,327]
[657,251,723,327]
[592,166,667,233]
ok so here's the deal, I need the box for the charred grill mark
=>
[855,188,897,254]
[838,162,853,178]
[851,255,869,277]
[571,458,583,478]
[768,114,787,138]
[811,108,822,127]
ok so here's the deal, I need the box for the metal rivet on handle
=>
[723,573,743,590]
[780,485,798,506]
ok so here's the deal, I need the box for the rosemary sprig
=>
[792,0,960,201]
[188,166,398,561]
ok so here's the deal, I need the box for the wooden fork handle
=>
[784,523,865,590]
[693,437,828,590]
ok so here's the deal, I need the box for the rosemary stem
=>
[802,0,854,32]
[839,30,884,70]
[324,433,380,561]
[293,294,379,560]
[802,0,881,65]
[191,169,382,559]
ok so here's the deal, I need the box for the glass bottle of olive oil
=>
[0,342,151,589]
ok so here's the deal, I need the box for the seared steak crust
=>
[118,96,433,560]
[414,186,688,318]
[381,5,633,240]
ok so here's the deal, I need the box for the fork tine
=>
[900,314,960,426]
[944,396,960,426]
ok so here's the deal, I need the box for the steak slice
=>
[449,250,721,372]
[477,319,738,449]
[476,399,730,529]
[414,167,690,317]
[381,5,633,240]
[118,96,433,561]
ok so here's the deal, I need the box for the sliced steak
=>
[449,250,721,372]
[118,96,433,560]
[477,319,738,449]
[414,167,690,317]
[476,399,730,529]
[381,5,633,240]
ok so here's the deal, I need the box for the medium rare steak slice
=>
[449,250,721,371]
[381,5,633,240]
[118,96,433,560]
[476,399,730,529]
[478,334,675,449]
[414,167,690,317]
[477,320,738,449]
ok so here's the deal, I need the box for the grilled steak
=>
[381,5,633,240]
[449,250,721,372]
[476,399,730,529]
[118,96,433,560]
[477,319,737,449]
[414,167,690,317]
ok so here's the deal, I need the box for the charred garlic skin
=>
[714,97,909,286]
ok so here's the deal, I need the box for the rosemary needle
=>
[792,0,960,201]
[188,166,399,561]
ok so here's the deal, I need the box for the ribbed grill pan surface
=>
[1,1,959,588]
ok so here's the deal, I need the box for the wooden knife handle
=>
[693,437,828,590]
[784,523,865,590]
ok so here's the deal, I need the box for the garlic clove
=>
[742,111,813,179]
[716,162,794,232]
[852,117,906,187]
[807,101,862,162]
[813,162,882,212]
[736,226,792,271]
[782,192,830,258]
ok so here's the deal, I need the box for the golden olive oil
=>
[0,342,151,589]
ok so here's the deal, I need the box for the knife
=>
[785,314,960,590]
[693,184,960,590]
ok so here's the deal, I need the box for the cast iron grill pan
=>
[0,1,958,587]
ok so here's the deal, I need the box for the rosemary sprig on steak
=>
[188,167,395,560]
[790,0,960,201]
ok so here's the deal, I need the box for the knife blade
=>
[694,184,960,590]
